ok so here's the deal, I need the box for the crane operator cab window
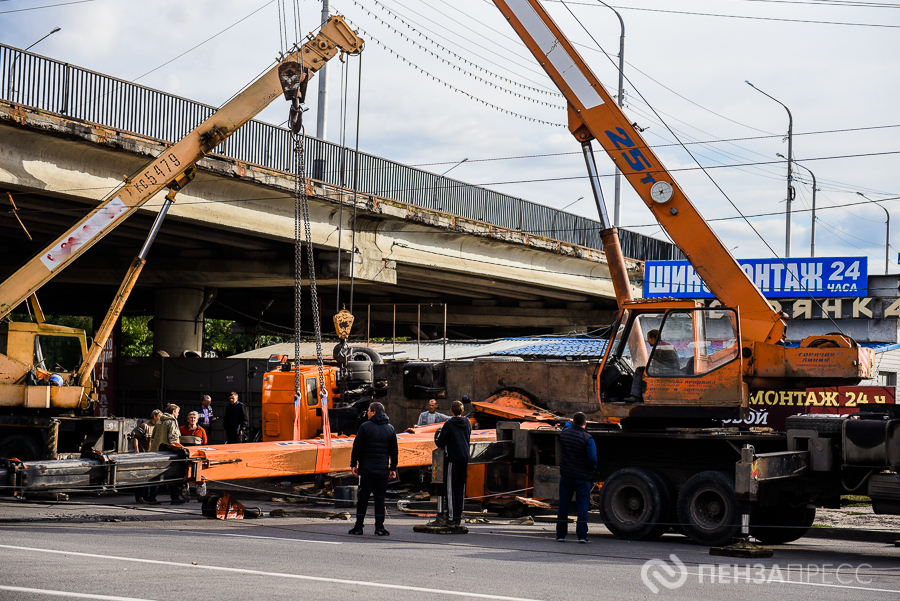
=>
[306,377,319,406]
[647,310,739,378]
[600,308,740,403]
[34,335,84,375]
[600,311,663,402]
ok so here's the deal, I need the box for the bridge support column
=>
[153,287,205,357]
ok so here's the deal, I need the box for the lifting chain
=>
[291,127,328,409]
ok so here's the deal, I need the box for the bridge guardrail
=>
[0,43,682,262]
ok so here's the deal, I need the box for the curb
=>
[804,527,899,544]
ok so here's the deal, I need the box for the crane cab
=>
[598,299,747,423]
[1,320,90,411]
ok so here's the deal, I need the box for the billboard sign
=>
[644,257,867,299]
[723,386,895,431]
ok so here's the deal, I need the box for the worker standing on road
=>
[349,402,398,536]
[223,391,250,443]
[556,412,597,543]
[130,409,161,505]
[179,411,208,446]
[435,400,471,526]
[179,411,208,499]
[417,399,450,426]
[150,404,186,505]
[150,404,180,451]
[195,395,217,432]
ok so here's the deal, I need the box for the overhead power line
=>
[339,15,564,127]
[350,0,565,108]
[545,0,900,28]
[0,0,104,14]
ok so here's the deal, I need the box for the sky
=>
[3,0,900,273]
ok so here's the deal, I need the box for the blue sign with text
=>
[644,257,868,299]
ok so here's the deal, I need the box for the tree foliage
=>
[121,316,153,357]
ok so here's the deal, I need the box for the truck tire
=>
[0,434,42,461]
[784,414,845,438]
[599,467,673,540]
[333,342,383,365]
[676,470,739,547]
[750,505,816,545]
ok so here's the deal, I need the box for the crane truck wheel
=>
[0,434,42,461]
[749,505,816,545]
[599,467,673,540]
[676,470,739,547]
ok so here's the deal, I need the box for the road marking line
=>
[0,585,156,600]
[176,530,342,545]
[0,544,546,601]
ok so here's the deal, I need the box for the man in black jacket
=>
[223,392,249,444]
[435,400,471,526]
[557,412,597,543]
[349,402,398,536]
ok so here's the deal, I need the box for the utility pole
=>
[316,0,330,141]
[598,2,625,227]
[747,81,794,257]
[858,192,891,275]
[781,154,816,257]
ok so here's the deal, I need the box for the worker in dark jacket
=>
[349,402,398,536]
[556,412,597,543]
[435,400,472,526]
[223,391,250,443]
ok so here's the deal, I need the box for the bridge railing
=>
[0,43,682,262]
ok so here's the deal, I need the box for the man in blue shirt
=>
[556,412,597,543]
[417,399,451,426]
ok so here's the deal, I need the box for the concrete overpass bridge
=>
[0,43,679,354]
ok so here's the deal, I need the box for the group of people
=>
[355,398,597,543]
[350,398,472,535]
[129,392,251,504]
[131,393,596,543]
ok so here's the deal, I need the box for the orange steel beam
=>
[192,428,499,482]
[492,0,784,346]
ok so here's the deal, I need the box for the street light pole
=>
[597,1,625,227]
[316,0,331,140]
[858,192,891,275]
[779,154,816,257]
[8,27,61,102]
[747,81,794,258]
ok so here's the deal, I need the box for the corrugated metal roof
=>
[493,338,609,358]
[233,338,900,361]
[229,339,538,361]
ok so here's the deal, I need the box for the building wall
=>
[860,348,900,400]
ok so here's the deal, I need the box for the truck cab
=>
[261,358,341,441]
[0,320,91,411]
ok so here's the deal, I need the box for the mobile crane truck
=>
[437,0,899,549]
[0,16,362,462]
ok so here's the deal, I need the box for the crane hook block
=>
[279,61,309,103]
[333,309,354,339]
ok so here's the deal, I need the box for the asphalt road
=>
[0,500,898,601]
